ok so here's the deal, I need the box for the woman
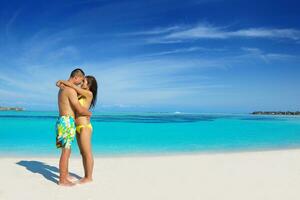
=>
[56,75,98,184]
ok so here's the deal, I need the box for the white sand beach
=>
[1,149,300,200]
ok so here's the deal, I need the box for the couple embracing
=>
[55,68,98,186]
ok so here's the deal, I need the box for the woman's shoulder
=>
[86,90,93,98]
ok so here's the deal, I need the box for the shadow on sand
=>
[16,160,81,184]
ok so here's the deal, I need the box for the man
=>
[56,68,91,186]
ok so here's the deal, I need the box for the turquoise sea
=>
[0,111,300,157]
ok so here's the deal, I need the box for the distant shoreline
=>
[0,107,24,111]
[252,111,300,116]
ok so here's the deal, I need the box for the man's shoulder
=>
[62,87,76,93]
[60,87,76,96]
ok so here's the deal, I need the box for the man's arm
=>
[56,80,92,98]
[68,88,92,116]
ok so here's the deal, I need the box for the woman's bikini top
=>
[78,96,87,106]
[76,96,92,133]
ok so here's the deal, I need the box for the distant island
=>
[252,111,300,115]
[0,106,24,111]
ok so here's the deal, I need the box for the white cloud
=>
[166,24,227,39]
[136,46,225,58]
[123,26,182,36]
[133,23,300,43]
[241,47,263,54]
[80,57,230,106]
[138,47,207,57]
[241,47,297,63]
[231,28,300,40]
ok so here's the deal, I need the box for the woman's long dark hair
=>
[86,75,98,109]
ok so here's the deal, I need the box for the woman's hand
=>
[56,80,73,89]
[56,80,65,89]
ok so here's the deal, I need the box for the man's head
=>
[69,68,85,85]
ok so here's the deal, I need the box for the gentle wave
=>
[0,113,291,123]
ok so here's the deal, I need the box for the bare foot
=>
[58,179,76,187]
[78,177,93,184]
[67,175,78,182]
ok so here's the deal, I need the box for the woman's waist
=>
[75,116,90,125]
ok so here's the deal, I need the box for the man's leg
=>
[59,148,75,186]
[77,127,93,184]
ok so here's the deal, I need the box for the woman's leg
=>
[77,127,94,183]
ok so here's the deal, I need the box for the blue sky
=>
[0,0,299,113]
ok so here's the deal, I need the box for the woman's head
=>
[83,75,98,109]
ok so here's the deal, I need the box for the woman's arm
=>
[56,80,92,98]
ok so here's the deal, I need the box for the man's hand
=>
[86,113,92,120]
[87,111,92,117]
